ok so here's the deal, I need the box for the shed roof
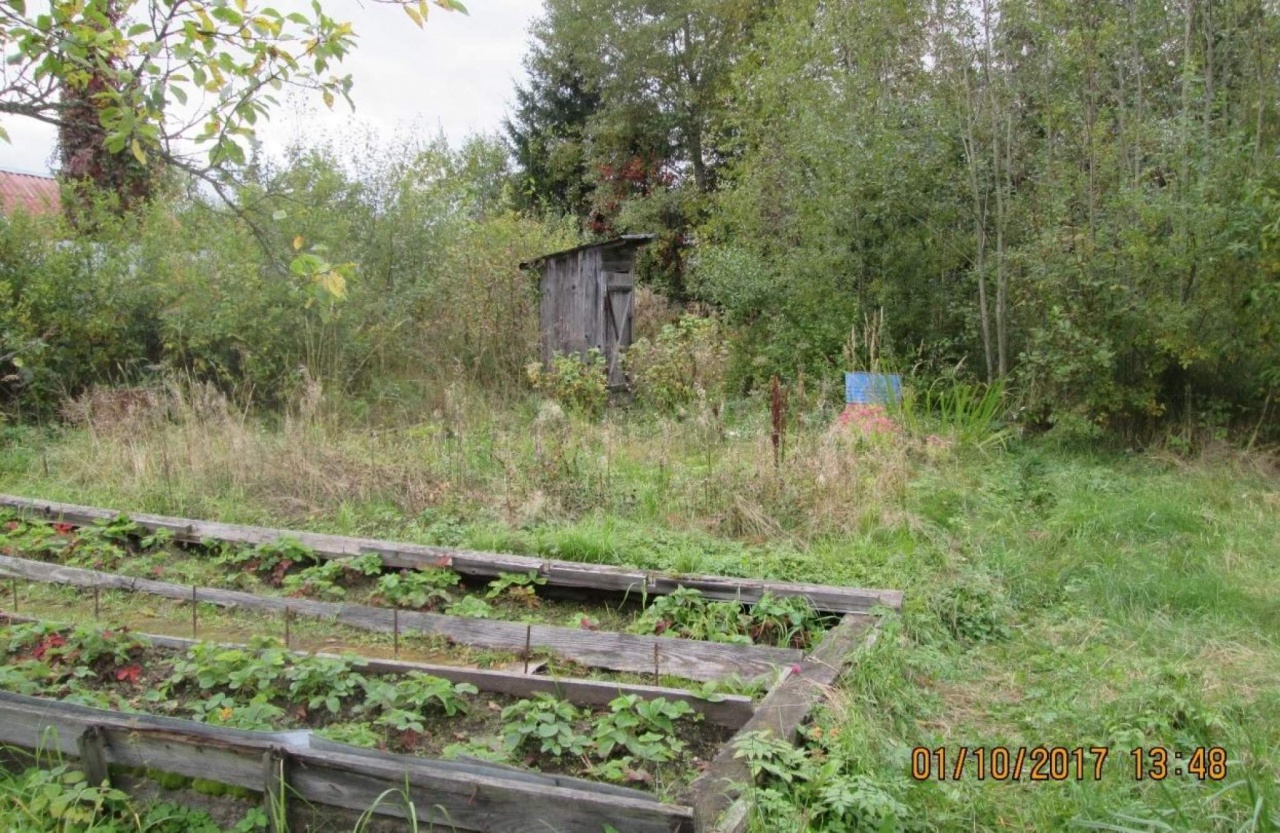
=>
[519,233,655,270]
[0,169,60,217]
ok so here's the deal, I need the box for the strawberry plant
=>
[362,672,476,723]
[283,553,383,600]
[632,587,751,644]
[64,626,148,678]
[363,672,477,738]
[190,693,286,730]
[632,588,827,647]
[446,596,496,618]
[165,638,288,698]
[0,663,45,695]
[372,567,459,610]
[500,694,589,757]
[8,624,147,684]
[487,570,547,607]
[0,519,75,558]
[6,621,64,654]
[592,695,697,762]
[285,654,367,716]
[392,671,477,716]
[84,514,139,545]
[748,592,825,648]
[139,527,176,549]
[215,538,318,586]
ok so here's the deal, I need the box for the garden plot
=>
[0,617,735,794]
[0,495,900,832]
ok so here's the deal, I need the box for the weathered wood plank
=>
[0,495,901,613]
[0,692,695,833]
[0,553,801,682]
[688,614,877,831]
[290,746,694,833]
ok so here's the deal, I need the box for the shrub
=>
[526,350,608,415]
[624,315,728,411]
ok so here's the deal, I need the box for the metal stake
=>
[653,643,660,685]
[11,578,16,611]
[284,607,291,649]
[393,608,400,659]
[94,586,100,619]
[191,585,198,639]
[523,624,532,674]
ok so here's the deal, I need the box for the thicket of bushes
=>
[1,120,1276,448]
[0,135,575,418]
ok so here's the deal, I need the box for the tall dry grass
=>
[28,379,950,545]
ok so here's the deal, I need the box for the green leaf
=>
[211,6,243,25]
[0,124,8,143]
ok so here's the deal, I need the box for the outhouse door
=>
[602,271,634,389]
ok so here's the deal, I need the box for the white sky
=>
[0,0,544,175]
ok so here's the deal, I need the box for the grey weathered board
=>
[0,494,903,614]
[688,614,877,830]
[0,691,694,833]
[0,553,802,682]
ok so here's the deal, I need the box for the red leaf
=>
[3,521,19,531]
[33,633,67,660]
[115,663,142,684]
[52,523,76,535]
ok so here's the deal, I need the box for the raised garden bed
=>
[0,495,900,832]
[0,617,735,795]
[0,495,901,614]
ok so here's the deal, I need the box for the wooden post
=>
[770,376,786,468]
[393,608,399,659]
[77,725,110,787]
[10,578,16,611]
[653,643,660,686]
[191,585,198,639]
[94,586,100,619]
[262,747,287,833]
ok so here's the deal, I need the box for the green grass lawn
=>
[0,394,1276,831]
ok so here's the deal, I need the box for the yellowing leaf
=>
[130,137,147,165]
[322,89,334,108]
[293,235,304,251]
[314,270,347,299]
[403,4,423,27]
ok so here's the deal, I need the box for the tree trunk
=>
[962,59,995,382]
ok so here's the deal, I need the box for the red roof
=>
[0,170,60,217]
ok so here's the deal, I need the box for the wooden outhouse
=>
[521,234,654,389]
